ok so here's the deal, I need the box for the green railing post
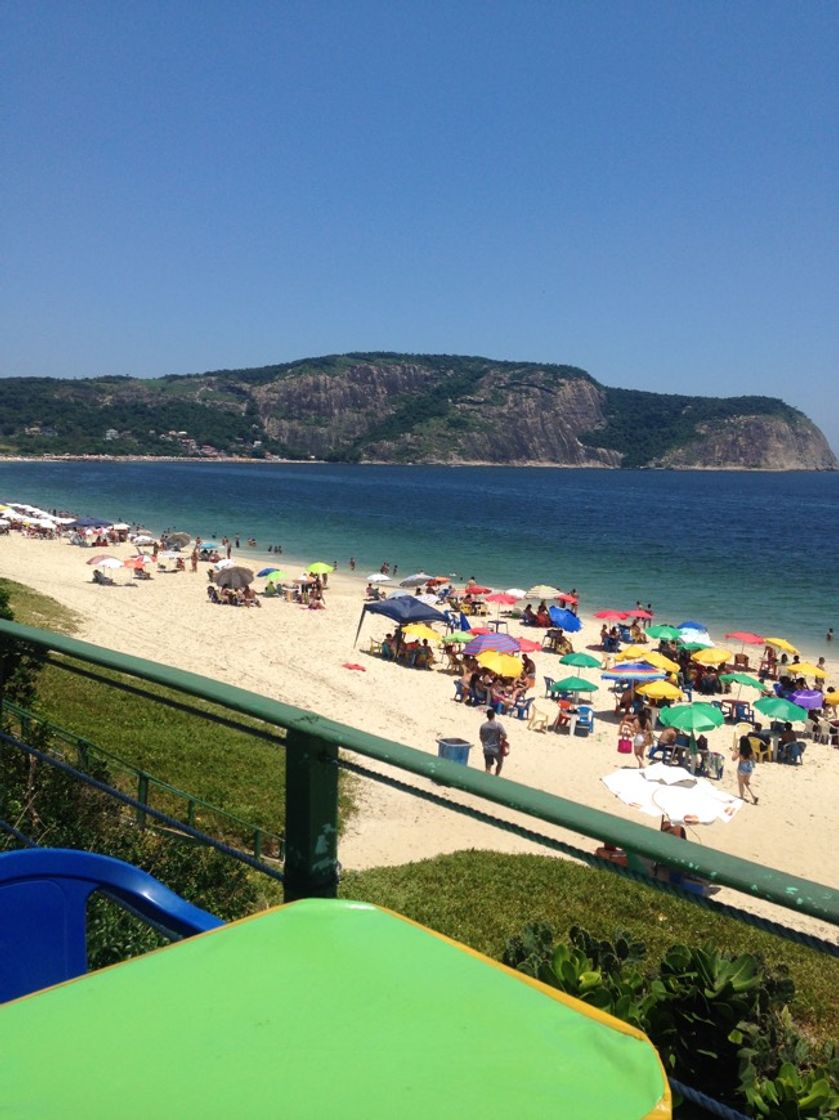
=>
[283,728,338,902]
[136,773,150,830]
[253,829,263,861]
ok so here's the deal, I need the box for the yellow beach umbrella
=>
[764,636,798,654]
[790,661,826,679]
[642,651,680,674]
[402,623,443,644]
[637,680,683,701]
[527,585,560,599]
[692,647,731,666]
[477,651,522,678]
[824,691,839,707]
[615,645,650,661]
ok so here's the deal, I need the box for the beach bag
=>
[618,737,632,754]
[501,735,510,757]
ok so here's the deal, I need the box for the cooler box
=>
[436,738,472,765]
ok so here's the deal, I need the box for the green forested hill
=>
[0,353,833,469]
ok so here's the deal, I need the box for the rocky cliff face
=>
[656,415,837,470]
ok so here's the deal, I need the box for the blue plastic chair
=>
[0,848,223,1003]
[510,696,534,721]
[574,706,595,736]
[543,676,555,698]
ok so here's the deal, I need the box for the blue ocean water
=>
[1,460,836,649]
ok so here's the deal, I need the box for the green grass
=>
[342,850,839,1045]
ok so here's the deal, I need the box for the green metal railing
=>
[0,619,837,927]
[0,700,283,861]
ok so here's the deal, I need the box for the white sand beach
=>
[1,532,837,939]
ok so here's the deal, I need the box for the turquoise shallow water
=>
[1,460,837,651]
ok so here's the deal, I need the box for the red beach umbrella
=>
[631,609,653,620]
[485,592,518,605]
[724,631,765,645]
[595,609,630,620]
[555,591,578,605]
[517,638,542,653]
[463,585,492,595]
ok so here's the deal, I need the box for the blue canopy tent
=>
[353,598,447,647]
[66,516,113,529]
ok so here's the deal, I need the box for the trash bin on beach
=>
[436,738,472,765]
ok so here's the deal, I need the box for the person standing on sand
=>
[828,628,834,643]
[190,548,198,573]
[733,737,758,804]
[479,708,507,775]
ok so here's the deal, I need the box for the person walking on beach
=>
[733,736,758,804]
[479,708,507,776]
[633,709,653,768]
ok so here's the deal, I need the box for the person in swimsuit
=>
[733,736,758,804]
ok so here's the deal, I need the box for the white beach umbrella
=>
[95,558,123,570]
[131,534,157,545]
[366,573,392,583]
[602,766,742,825]
[505,588,527,599]
[214,558,235,570]
[156,550,182,561]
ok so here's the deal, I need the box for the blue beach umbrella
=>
[547,606,582,632]
[257,567,281,577]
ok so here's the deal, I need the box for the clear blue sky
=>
[2,1,837,448]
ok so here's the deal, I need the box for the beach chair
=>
[543,676,555,698]
[510,696,534,721]
[732,700,753,723]
[574,707,594,736]
[0,848,222,1003]
[526,704,550,733]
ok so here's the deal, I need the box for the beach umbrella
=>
[308,562,334,575]
[547,606,582,632]
[399,573,431,588]
[67,516,113,529]
[528,585,560,599]
[764,636,798,654]
[602,663,666,683]
[444,632,472,644]
[678,641,710,653]
[719,672,764,691]
[595,609,630,621]
[464,633,521,656]
[412,594,439,606]
[366,573,392,583]
[156,550,182,561]
[555,590,578,605]
[658,703,725,733]
[485,592,518,606]
[86,554,118,565]
[647,624,682,641]
[94,557,123,570]
[505,588,527,599]
[725,631,765,646]
[602,764,742,826]
[753,696,807,722]
[788,690,823,711]
[636,680,683,701]
[678,628,711,647]
[197,541,221,551]
[402,623,443,643]
[132,534,157,545]
[559,652,601,670]
[123,556,152,569]
[639,651,680,674]
[265,570,286,583]
[212,566,254,590]
[476,651,522,678]
[550,676,598,694]
[354,597,447,647]
[790,661,827,679]
[516,637,542,653]
[678,620,706,631]
[162,532,191,549]
[214,558,235,570]
[691,647,732,666]
[257,567,281,577]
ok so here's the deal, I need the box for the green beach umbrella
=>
[550,676,599,693]
[308,562,334,574]
[719,672,763,690]
[753,697,807,723]
[658,703,725,733]
[444,632,472,643]
[678,641,710,652]
[647,624,682,640]
[265,570,286,583]
[559,652,601,670]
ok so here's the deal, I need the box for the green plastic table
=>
[0,899,669,1118]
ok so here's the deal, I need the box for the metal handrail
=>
[1,699,283,858]
[0,619,836,925]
